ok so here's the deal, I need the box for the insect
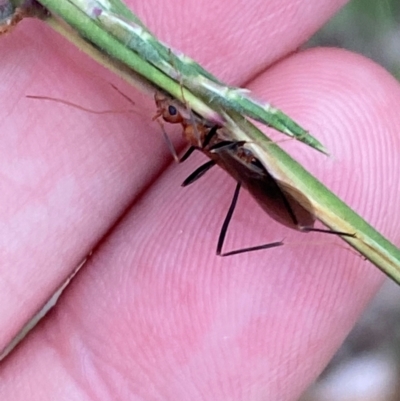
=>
[0,3,49,35]
[154,93,355,256]
[153,92,216,162]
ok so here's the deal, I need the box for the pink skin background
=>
[1,0,400,399]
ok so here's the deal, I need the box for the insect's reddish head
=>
[153,93,184,124]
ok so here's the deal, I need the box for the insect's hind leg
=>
[217,182,283,257]
[179,146,196,163]
[181,160,217,187]
[274,181,356,238]
[299,226,356,237]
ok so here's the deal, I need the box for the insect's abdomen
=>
[210,146,315,231]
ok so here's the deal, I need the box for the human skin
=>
[1,0,400,400]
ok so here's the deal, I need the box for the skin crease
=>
[1,0,400,399]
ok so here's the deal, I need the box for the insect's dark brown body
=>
[207,142,315,231]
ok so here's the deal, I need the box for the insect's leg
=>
[179,146,196,163]
[155,120,180,162]
[274,181,356,237]
[271,181,300,227]
[181,160,216,187]
[221,241,284,256]
[217,182,283,256]
[299,226,356,237]
[202,125,219,148]
[217,182,241,256]
[209,140,247,153]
